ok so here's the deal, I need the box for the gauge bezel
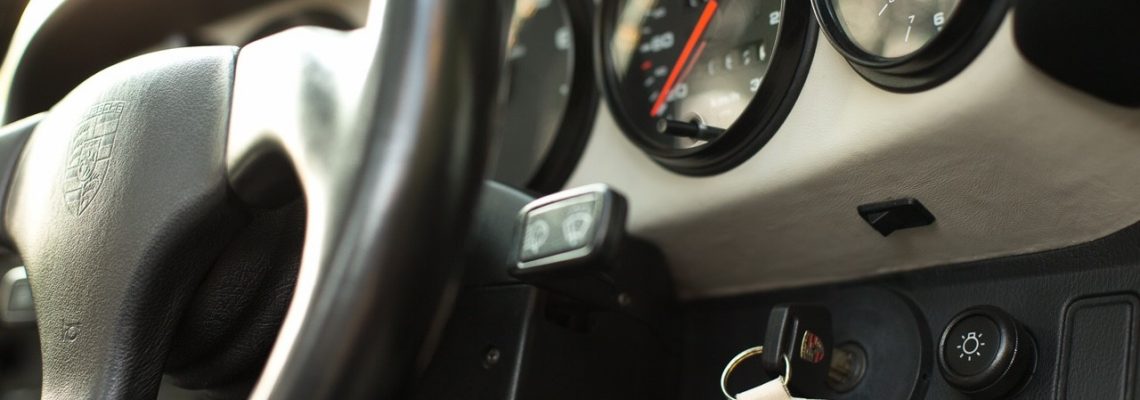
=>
[523,0,601,194]
[811,0,1010,92]
[596,0,817,176]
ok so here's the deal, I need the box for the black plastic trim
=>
[677,214,1140,399]
[1013,0,1140,107]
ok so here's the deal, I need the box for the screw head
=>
[483,347,501,369]
[617,293,632,306]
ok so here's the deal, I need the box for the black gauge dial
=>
[600,0,816,174]
[813,0,1009,91]
[494,0,574,187]
[493,0,597,193]
[830,0,960,59]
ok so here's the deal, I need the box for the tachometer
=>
[599,0,816,175]
[830,0,960,59]
[812,0,1010,91]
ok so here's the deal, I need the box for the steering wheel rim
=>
[0,0,507,398]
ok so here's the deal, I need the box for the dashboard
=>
[1,0,1139,302]
[1,1,1140,399]
[570,0,1140,298]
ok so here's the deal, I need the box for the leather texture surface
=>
[4,46,239,399]
[165,199,305,394]
[568,15,1140,298]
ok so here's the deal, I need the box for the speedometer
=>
[599,0,816,175]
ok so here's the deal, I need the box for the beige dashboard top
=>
[569,15,1140,299]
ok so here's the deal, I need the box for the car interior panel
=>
[0,0,1138,399]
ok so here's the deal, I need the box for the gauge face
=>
[611,0,784,150]
[829,0,961,59]
[492,0,576,187]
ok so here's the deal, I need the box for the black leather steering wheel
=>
[0,0,505,398]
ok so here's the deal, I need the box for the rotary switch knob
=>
[938,306,1036,399]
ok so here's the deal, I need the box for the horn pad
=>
[5,46,240,398]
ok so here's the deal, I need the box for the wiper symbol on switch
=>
[523,220,550,255]
[562,210,594,246]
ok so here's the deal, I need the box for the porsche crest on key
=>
[761,304,833,398]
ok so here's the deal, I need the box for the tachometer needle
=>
[650,0,718,117]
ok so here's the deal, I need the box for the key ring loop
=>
[719,346,792,400]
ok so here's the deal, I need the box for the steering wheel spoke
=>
[227,1,508,397]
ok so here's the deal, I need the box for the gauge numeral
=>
[933,12,946,31]
[905,15,915,42]
[554,26,571,51]
[708,43,765,76]
[639,32,675,54]
[769,11,781,26]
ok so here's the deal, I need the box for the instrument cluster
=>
[594,0,1010,175]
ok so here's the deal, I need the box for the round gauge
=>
[599,0,816,175]
[830,0,960,59]
[813,0,1010,91]
[492,0,598,193]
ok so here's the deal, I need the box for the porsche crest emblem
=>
[63,102,125,216]
[799,330,826,364]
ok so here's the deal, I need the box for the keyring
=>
[719,346,792,400]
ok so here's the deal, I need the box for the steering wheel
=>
[0,0,504,398]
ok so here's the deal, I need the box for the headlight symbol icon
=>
[956,332,985,362]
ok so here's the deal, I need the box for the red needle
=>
[650,0,718,117]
